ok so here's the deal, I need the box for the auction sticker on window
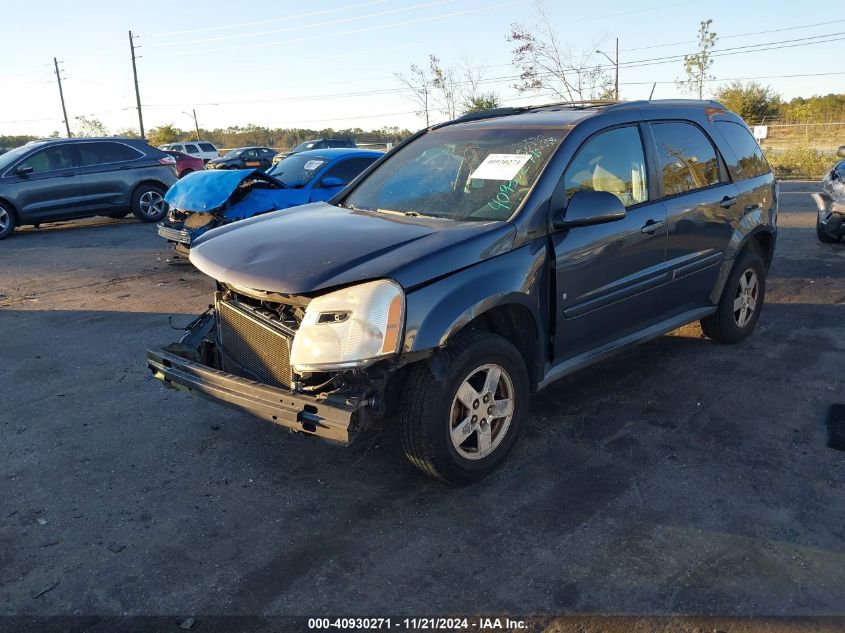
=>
[470,154,533,181]
[303,160,325,171]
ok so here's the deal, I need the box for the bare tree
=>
[508,1,611,101]
[395,64,432,127]
[429,55,460,120]
[677,19,717,99]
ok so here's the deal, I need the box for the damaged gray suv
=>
[148,100,777,484]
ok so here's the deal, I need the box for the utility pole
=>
[53,57,71,137]
[614,37,619,101]
[129,31,145,139]
[184,109,200,140]
[596,38,619,100]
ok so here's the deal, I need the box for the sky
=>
[0,0,843,137]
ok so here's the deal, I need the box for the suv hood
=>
[188,202,515,294]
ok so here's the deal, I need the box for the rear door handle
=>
[720,196,737,209]
[640,219,664,234]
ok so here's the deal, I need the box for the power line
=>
[157,0,457,47]
[144,1,527,58]
[621,17,845,52]
[147,0,391,37]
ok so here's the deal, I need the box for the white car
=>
[159,141,219,163]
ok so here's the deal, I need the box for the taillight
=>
[157,156,176,165]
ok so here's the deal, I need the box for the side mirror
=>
[321,176,344,188]
[552,190,627,229]
[15,165,34,176]
[837,145,845,158]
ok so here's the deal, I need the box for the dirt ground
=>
[1,181,844,625]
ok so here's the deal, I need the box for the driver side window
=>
[564,126,648,208]
[20,146,76,174]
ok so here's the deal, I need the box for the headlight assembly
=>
[290,279,404,372]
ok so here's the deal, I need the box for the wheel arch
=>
[0,197,20,224]
[402,252,548,393]
[709,226,775,305]
[131,179,170,200]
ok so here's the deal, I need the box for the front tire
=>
[817,216,841,243]
[700,248,766,344]
[399,331,529,484]
[0,202,16,239]
[131,184,167,222]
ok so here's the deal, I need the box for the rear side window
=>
[198,143,216,152]
[716,121,770,180]
[78,142,142,166]
[321,157,377,185]
[564,125,649,207]
[651,122,721,195]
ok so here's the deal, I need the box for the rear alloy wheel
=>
[700,248,766,344]
[131,185,167,222]
[0,202,16,239]
[399,331,528,484]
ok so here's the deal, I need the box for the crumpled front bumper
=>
[147,348,362,444]
[158,222,192,244]
[812,192,845,238]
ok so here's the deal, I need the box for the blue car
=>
[158,148,382,255]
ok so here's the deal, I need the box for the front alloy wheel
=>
[0,203,14,239]
[399,331,528,484]
[450,364,515,460]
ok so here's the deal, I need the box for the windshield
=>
[222,148,246,158]
[0,143,44,172]
[343,126,568,221]
[292,141,317,153]
[266,154,328,187]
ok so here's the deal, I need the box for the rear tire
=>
[179,169,194,179]
[131,184,167,222]
[0,201,16,239]
[700,248,766,344]
[399,331,529,485]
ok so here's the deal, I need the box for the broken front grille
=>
[218,300,294,389]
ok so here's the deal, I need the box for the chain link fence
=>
[757,122,844,180]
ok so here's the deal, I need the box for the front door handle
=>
[720,196,737,209]
[60,172,75,178]
[640,219,664,234]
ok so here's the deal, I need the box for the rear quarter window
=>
[716,121,770,180]
[198,143,216,152]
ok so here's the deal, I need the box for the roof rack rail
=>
[527,99,620,110]
[434,106,532,128]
